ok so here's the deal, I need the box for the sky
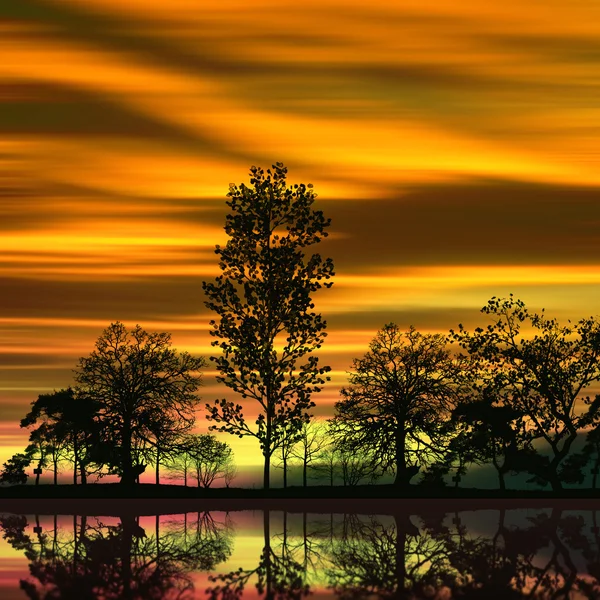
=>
[3,0,600,481]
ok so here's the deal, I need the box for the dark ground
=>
[1,484,600,517]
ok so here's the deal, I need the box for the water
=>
[1,501,600,598]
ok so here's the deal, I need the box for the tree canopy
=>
[331,324,466,486]
[74,322,205,485]
[202,163,334,489]
[452,295,600,490]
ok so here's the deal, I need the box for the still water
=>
[1,501,600,598]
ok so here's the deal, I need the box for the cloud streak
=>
[3,0,600,470]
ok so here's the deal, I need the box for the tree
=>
[165,435,196,487]
[290,420,328,487]
[223,460,238,488]
[19,389,96,485]
[74,322,205,485]
[0,451,32,485]
[202,163,335,489]
[452,296,600,491]
[331,324,465,487]
[187,434,234,488]
[313,444,338,486]
[559,421,600,488]
[272,419,303,488]
[450,393,530,490]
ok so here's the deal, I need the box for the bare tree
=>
[223,460,238,488]
[187,434,234,488]
[290,421,328,487]
[165,436,196,487]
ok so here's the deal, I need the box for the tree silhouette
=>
[165,435,196,487]
[289,421,328,487]
[202,163,334,489]
[0,450,32,485]
[560,424,600,487]
[187,434,234,488]
[331,324,465,487]
[19,388,99,485]
[74,322,205,485]
[450,393,530,490]
[272,419,301,489]
[452,296,600,491]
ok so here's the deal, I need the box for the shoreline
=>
[1,484,600,516]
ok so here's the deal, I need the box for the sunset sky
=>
[3,0,600,481]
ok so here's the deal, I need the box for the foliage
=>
[167,434,235,488]
[451,295,600,490]
[202,163,334,489]
[74,322,205,485]
[449,393,531,489]
[19,388,99,485]
[332,324,466,486]
[0,451,32,485]
[188,434,235,488]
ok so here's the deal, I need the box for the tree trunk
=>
[80,463,87,485]
[264,452,271,490]
[184,465,187,487]
[35,462,41,486]
[497,468,506,491]
[53,458,58,485]
[155,445,160,485]
[283,453,287,489]
[548,473,563,491]
[303,452,308,487]
[121,423,134,485]
[393,426,407,487]
[264,510,273,600]
[73,437,78,485]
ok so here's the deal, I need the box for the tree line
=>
[2,162,600,491]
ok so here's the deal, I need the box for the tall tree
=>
[74,322,205,485]
[203,163,334,489]
[332,324,465,487]
[452,296,600,491]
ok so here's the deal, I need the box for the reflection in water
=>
[2,506,600,598]
[1,512,233,599]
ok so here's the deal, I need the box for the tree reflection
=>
[207,510,311,600]
[0,511,232,600]
[4,506,600,599]
[324,508,600,599]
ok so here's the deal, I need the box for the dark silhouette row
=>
[2,163,600,492]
